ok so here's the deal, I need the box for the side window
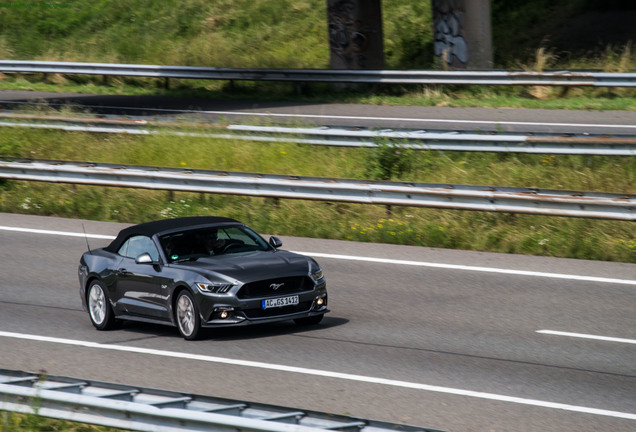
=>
[118,236,159,261]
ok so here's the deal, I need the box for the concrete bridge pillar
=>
[432,0,493,69]
[326,0,385,70]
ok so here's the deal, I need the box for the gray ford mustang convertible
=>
[78,216,328,340]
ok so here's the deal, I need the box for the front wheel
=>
[294,314,324,326]
[175,290,201,340]
[87,280,119,330]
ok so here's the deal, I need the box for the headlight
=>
[195,282,235,294]
[310,267,324,282]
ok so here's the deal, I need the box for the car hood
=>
[172,250,312,283]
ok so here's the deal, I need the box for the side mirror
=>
[135,253,154,264]
[269,236,283,249]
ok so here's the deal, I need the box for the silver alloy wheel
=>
[88,283,106,325]
[177,293,195,337]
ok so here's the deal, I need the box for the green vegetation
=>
[0,1,634,264]
[0,121,634,262]
[0,0,331,67]
[0,1,634,109]
[0,0,632,69]
[492,0,636,67]
[1,411,129,432]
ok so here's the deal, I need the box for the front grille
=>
[243,301,313,319]
[237,276,312,299]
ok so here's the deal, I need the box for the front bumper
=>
[198,290,328,328]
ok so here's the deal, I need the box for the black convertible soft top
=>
[104,216,239,253]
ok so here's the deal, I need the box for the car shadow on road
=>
[201,316,349,341]
[115,316,349,342]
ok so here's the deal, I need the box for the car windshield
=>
[160,225,271,263]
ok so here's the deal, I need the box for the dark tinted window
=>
[160,225,270,262]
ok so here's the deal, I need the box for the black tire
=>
[87,280,119,330]
[175,290,201,340]
[294,314,324,326]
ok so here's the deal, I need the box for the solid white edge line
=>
[537,330,636,345]
[1,225,634,286]
[293,251,636,286]
[0,331,634,421]
[0,225,115,240]
[209,111,636,130]
[4,101,634,130]
[76,104,636,130]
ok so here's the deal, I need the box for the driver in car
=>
[203,230,226,255]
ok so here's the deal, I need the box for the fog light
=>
[220,310,229,319]
[316,298,324,306]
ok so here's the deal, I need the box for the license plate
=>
[262,295,299,309]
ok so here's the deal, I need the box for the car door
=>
[115,235,172,320]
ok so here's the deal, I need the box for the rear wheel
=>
[175,290,201,340]
[294,314,324,326]
[87,280,119,330]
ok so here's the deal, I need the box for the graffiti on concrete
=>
[328,0,370,68]
[433,0,468,66]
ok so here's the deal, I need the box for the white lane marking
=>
[201,111,636,131]
[4,100,634,130]
[0,225,115,240]
[294,251,636,287]
[1,331,634,420]
[1,225,635,286]
[537,330,636,345]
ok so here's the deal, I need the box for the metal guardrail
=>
[1,60,635,87]
[0,158,633,220]
[226,125,636,156]
[0,368,443,432]
[2,114,635,156]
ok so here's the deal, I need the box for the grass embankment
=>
[0,1,633,262]
[0,122,634,262]
[0,0,426,68]
[0,0,634,110]
[1,412,129,432]
[0,1,633,70]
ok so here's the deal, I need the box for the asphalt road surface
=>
[1,213,635,432]
[1,89,636,136]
